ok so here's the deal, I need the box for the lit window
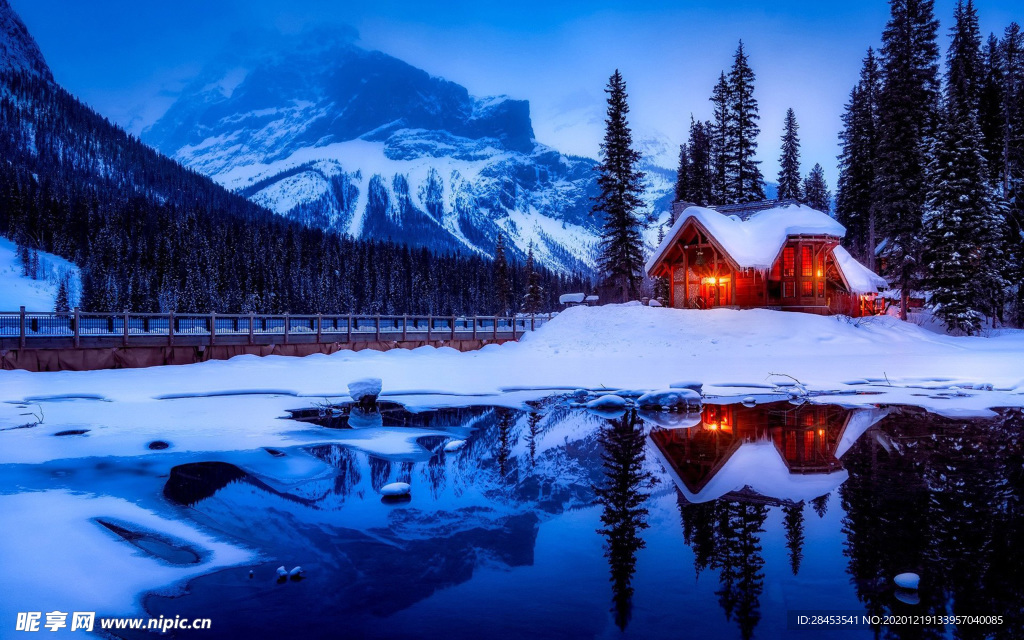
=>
[801,281,813,296]
[783,282,795,297]
[783,247,795,277]
[818,281,825,297]
[801,246,813,277]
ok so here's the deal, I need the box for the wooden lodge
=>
[646,200,887,317]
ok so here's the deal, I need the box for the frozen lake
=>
[3,396,1019,638]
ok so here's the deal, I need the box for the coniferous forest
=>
[0,71,588,315]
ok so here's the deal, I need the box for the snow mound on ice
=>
[636,389,701,410]
[380,482,411,496]
[586,395,627,410]
[348,377,382,402]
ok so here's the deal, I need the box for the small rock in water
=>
[742,397,757,407]
[443,439,466,452]
[381,482,411,498]
[348,377,383,404]
[147,440,170,450]
[893,572,920,590]
[669,381,703,394]
[276,566,288,578]
[586,395,628,410]
[248,570,254,579]
[288,566,304,580]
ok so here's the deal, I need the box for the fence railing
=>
[0,308,555,349]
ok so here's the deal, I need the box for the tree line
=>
[0,70,588,315]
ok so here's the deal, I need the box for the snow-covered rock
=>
[380,482,411,497]
[669,381,703,394]
[348,378,382,404]
[287,566,303,579]
[586,395,628,410]
[636,389,701,410]
[648,299,662,307]
[894,572,920,590]
[276,566,288,578]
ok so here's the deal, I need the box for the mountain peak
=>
[0,0,53,81]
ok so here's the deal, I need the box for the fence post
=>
[168,311,174,347]
[451,315,456,341]
[210,311,216,346]
[284,313,289,345]
[316,314,322,343]
[472,316,477,340]
[402,315,408,342]
[531,314,535,332]
[426,315,432,341]
[19,306,26,349]
[346,314,352,343]
[73,307,80,348]
[493,315,498,341]
[249,313,255,345]
[375,315,381,342]
[123,309,129,347]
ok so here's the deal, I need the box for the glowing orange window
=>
[783,247,795,277]
[801,246,813,277]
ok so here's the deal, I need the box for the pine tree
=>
[783,503,805,576]
[999,24,1024,325]
[726,41,765,203]
[524,243,543,314]
[837,48,883,268]
[54,274,71,312]
[777,108,802,201]
[675,143,691,202]
[493,234,511,314]
[709,73,731,205]
[923,1,1008,334]
[874,0,941,320]
[592,70,647,303]
[979,34,1005,184]
[803,164,831,213]
[686,118,715,206]
[653,225,669,302]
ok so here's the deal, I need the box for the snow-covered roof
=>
[559,293,586,304]
[646,203,846,273]
[833,246,887,294]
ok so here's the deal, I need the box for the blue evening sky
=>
[11,0,1022,186]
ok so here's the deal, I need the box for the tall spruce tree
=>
[837,48,882,267]
[524,243,543,314]
[874,0,940,320]
[923,0,1008,334]
[709,73,731,205]
[777,108,802,200]
[803,164,832,213]
[687,118,715,206]
[979,34,1005,183]
[675,143,692,202]
[592,70,647,303]
[1000,24,1024,324]
[726,41,766,203]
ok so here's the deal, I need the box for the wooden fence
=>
[0,307,555,351]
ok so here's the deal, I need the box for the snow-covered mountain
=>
[144,29,675,273]
[0,0,51,80]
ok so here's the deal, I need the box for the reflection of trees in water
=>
[595,410,654,631]
[369,456,392,491]
[306,444,362,502]
[840,408,1024,639]
[810,493,829,518]
[423,452,446,499]
[525,411,541,469]
[496,410,513,477]
[397,461,414,484]
[676,498,770,638]
[783,502,805,575]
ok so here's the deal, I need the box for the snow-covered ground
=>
[0,236,80,311]
[2,303,1023,632]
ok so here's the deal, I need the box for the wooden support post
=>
[248,313,255,345]
[316,314,322,343]
[283,313,289,345]
[451,315,456,341]
[682,247,689,308]
[531,315,535,332]
[346,315,352,343]
[168,311,175,347]
[402,315,408,341]
[210,312,216,346]
[123,310,130,346]
[375,315,381,341]
[472,316,477,340]
[493,315,498,341]
[426,315,432,341]
[73,307,80,348]
[19,306,26,349]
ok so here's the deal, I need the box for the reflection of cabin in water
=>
[646,200,887,317]
[647,401,888,505]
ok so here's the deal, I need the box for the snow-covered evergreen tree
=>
[493,234,511,315]
[803,164,831,213]
[777,108,802,200]
[674,143,691,202]
[874,0,941,320]
[709,73,731,205]
[725,41,765,203]
[592,70,647,303]
[54,274,71,312]
[837,48,882,267]
[524,244,543,314]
